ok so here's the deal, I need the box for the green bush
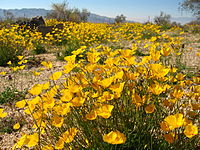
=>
[33,44,47,54]
[0,42,24,66]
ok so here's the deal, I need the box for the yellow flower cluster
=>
[13,42,199,148]
[0,21,199,149]
[160,113,198,143]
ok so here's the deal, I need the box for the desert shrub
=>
[183,24,200,34]
[0,42,24,66]
[0,26,30,66]
[33,44,47,54]
[154,12,172,30]
[115,14,126,23]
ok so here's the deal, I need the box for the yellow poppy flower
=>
[109,82,125,98]
[15,100,26,108]
[52,116,64,128]
[149,63,170,78]
[49,71,62,80]
[163,132,176,143]
[160,121,170,131]
[150,50,161,61]
[145,104,156,113]
[164,113,184,130]
[71,96,85,107]
[33,71,41,76]
[13,123,20,130]
[161,47,171,56]
[42,145,54,150]
[27,133,39,148]
[96,104,114,119]
[15,134,28,148]
[62,128,78,143]
[28,84,43,95]
[150,83,164,95]
[103,131,126,144]
[17,55,23,60]
[0,72,6,75]
[0,108,8,118]
[86,110,97,120]
[171,89,184,99]
[184,124,198,138]
[98,76,114,88]
[55,138,64,149]
[7,61,12,65]
[41,61,52,69]
[64,55,76,64]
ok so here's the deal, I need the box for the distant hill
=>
[0,8,49,19]
[0,8,116,23]
[88,13,115,23]
[0,8,195,24]
[171,17,196,25]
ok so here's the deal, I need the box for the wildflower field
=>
[0,20,199,150]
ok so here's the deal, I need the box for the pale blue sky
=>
[0,0,194,22]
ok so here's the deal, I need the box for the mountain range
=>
[0,8,116,23]
[0,8,195,24]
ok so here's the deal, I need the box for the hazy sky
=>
[0,0,194,22]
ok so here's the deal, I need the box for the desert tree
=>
[68,8,90,23]
[80,9,90,22]
[47,0,90,23]
[180,0,200,20]
[68,8,82,23]
[3,10,14,21]
[115,14,126,23]
[47,0,70,21]
[154,11,171,25]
